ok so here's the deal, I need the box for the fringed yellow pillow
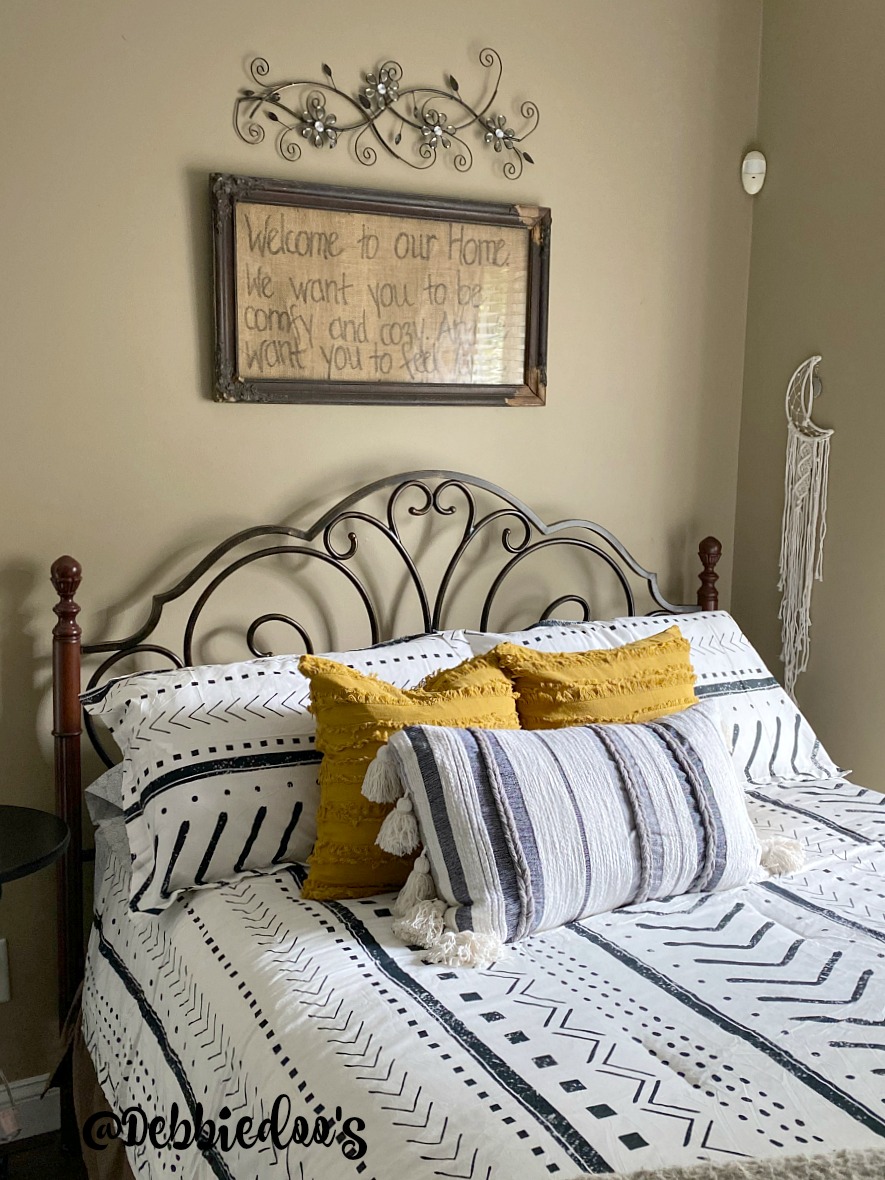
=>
[298,652,519,900]
[492,626,696,729]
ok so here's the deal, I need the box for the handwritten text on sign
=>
[235,203,528,385]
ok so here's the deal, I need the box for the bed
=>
[48,470,885,1179]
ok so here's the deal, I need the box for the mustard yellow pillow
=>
[298,652,519,900]
[492,626,696,729]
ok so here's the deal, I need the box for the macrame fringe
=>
[376,796,420,856]
[760,837,805,877]
[778,356,833,698]
[361,746,402,803]
[392,900,506,968]
[394,854,436,916]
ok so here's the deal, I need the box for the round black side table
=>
[0,806,70,900]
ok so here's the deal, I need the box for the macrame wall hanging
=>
[778,355,833,697]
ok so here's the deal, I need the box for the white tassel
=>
[760,837,805,876]
[421,930,507,969]
[376,796,420,856]
[362,745,402,803]
[392,899,447,946]
[392,897,508,968]
[394,854,435,916]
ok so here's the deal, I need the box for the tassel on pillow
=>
[362,745,403,804]
[368,740,507,969]
[392,899,507,969]
[376,796,420,856]
[394,854,436,916]
[760,837,805,876]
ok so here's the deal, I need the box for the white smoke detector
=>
[741,150,767,195]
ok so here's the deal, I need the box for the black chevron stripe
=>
[795,1012,885,1028]
[696,938,804,969]
[729,950,842,987]
[775,970,873,1008]
[685,921,775,957]
[638,901,743,934]
[401,1100,437,1136]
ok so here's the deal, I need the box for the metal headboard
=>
[49,469,722,1026]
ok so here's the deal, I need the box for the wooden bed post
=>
[51,556,83,1029]
[697,536,722,612]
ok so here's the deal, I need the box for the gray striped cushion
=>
[385,704,763,944]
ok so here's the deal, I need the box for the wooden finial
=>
[697,536,722,612]
[51,556,82,639]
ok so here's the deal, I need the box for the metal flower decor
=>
[235,48,539,179]
[299,92,337,148]
[421,109,455,151]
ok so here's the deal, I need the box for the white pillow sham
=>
[82,630,473,913]
[467,611,841,786]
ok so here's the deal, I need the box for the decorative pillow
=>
[298,652,520,901]
[373,705,802,967]
[491,626,696,728]
[468,612,841,785]
[81,630,473,913]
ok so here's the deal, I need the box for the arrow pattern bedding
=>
[83,776,885,1180]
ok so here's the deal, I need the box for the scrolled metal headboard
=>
[49,469,722,1025]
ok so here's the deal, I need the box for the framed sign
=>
[211,173,550,405]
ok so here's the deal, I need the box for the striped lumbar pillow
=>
[370,704,802,967]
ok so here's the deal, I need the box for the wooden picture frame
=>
[211,173,550,405]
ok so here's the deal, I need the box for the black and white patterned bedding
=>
[83,779,885,1179]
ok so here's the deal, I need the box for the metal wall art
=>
[234,48,539,180]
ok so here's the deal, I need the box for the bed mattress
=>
[82,778,885,1179]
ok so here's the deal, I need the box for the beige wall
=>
[733,0,885,789]
[0,0,761,1078]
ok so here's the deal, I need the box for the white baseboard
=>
[5,1074,60,1139]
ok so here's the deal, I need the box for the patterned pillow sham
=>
[467,612,841,786]
[81,630,473,913]
[373,704,781,967]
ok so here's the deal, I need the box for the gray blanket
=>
[586,1147,885,1180]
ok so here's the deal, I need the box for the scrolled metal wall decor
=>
[234,48,539,180]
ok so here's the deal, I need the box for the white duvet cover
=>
[83,779,885,1179]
